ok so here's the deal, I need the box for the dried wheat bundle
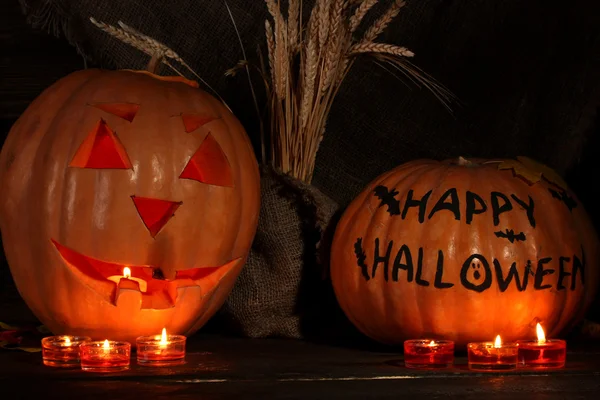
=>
[229,0,454,183]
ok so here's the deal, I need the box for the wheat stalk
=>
[349,0,378,32]
[362,0,406,42]
[350,42,414,57]
[287,0,300,52]
[89,17,231,112]
[229,0,455,183]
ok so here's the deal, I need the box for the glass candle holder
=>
[467,341,518,371]
[79,340,131,372]
[516,339,566,369]
[41,335,91,368]
[136,333,186,367]
[403,339,454,369]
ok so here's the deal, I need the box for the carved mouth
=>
[51,239,240,310]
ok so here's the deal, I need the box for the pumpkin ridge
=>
[35,72,106,319]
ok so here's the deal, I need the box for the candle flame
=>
[64,336,71,346]
[428,340,436,346]
[123,267,131,279]
[536,323,546,343]
[160,328,168,345]
[103,339,110,350]
[494,335,502,348]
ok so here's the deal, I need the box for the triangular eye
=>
[89,102,140,122]
[180,113,216,133]
[179,133,233,187]
[69,119,132,169]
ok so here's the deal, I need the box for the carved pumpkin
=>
[330,157,600,347]
[0,69,260,343]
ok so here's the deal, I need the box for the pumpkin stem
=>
[146,54,164,74]
[457,156,473,167]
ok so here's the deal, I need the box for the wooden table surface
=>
[0,274,598,400]
[1,331,600,399]
[1,286,598,399]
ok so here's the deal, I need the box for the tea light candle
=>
[79,339,131,372]
[41,335,91,368]
[467,335,518,371]
[403,339,454,369]
[517,323,566,369]
[107,267,147,292]
[136,328,186,366]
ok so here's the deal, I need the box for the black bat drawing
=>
[354,238,370,281]
[373,185,400,216]
[494,229,526,243]
[548,188,577,212]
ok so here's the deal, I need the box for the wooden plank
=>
[0,335,599,398]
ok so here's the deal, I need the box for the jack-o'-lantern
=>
[0,69,260,343]
[330,157,599,347]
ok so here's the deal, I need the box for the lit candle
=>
[79,339,131,372]
[516,323,566,368]
[467,335,518,371]
[136,328,186,367]
[403,339,454,369]
[107,267,148,292]
[41,335,91,368]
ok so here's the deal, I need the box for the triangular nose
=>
[131,196,182,238]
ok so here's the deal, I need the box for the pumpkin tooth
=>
[115,284,142,309]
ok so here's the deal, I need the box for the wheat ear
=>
[349,0,378,32]
[362,0,406,42]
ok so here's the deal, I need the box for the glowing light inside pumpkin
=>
[130,195,182,238]
[180,113,216,133]
[69,119,132,169]
[179,133,234,187]
[64,336,71,346]
[494,335,502,348]
[89,102,140,122]
[103,339,110,352]
[536,323,546,344]
[107,267,148,292]
[428,340,436,346]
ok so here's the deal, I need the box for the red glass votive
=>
[41,335,91,368]
[79,340,131,372]
[403,339,454,369]
[516,339,566,368]
[467,341,518,371]
[136,334,186,366]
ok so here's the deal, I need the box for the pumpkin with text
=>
[0,68,260,343]
[330,157,599,347]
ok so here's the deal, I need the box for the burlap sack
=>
[209,166,344,339]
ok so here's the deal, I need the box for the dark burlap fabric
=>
[17,0,600,333]
[209,166,341,338]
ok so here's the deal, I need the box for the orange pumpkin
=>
[330,157,600,347]
[0,69,260,343]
